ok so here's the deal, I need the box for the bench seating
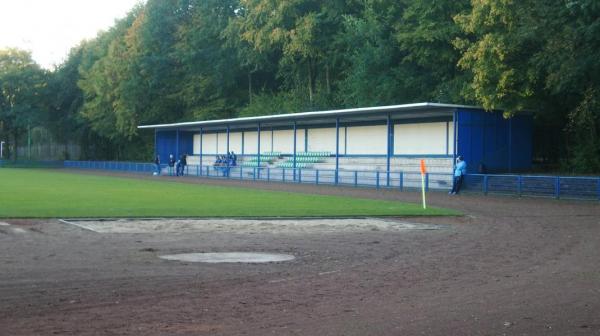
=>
[275,162,309,169]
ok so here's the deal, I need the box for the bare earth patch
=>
[61,218,443,234]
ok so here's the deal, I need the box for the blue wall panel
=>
[179,131,194,157]
[156,130,194,163]
[457,108,532,173]
[156,131,176,162]
[509,114,533,171]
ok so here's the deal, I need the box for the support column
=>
[226,125,230,155]
[176,129,180,159]
[257,122,261,167]
[335,118,340,185]
[241,131,245,155]
[226,125,230,175]
[508,117,513,173]
[293,121,297,169]
[304,128,308,152]
[453,110,458,167]
[199,128,203,168]
[154,129,157,158]
[446,121,449,155]
[386,113,392,187]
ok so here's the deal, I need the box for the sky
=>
[0,0,145,69]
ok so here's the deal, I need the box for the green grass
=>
[0,169,460,218]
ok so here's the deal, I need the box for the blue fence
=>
[464,174,600,200]
[62,161,600,201]
[64,160,157,173]
[0,160,64,168]
[64,160,452,191]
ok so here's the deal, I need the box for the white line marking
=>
[58,219,101,233]
[0,222,10,226]
[268,279,290,283]
[318,270,341,276]
[11,228,27,234]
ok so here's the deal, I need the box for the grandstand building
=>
[138,102,532,188]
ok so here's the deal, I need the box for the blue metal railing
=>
[62,161,600,200]
[63,160,452,191]
[464,174,600,200]
[64,160,157,173]
[0,160,64,168]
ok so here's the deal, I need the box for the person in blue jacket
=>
[154,155,161,175]
[450,156,467,195]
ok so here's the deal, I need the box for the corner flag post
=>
[420,159,427,209]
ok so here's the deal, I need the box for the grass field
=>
[0,169,459,218]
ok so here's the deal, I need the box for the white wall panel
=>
[201,133,217,154]
[307,127,340,153]
[394,122,447,155]
[217,133,227,154]
[272,130,294,153]
[340,127,346,154]
[346,125,387,155]
[243,131,258,154]
[260,130,272,153]
[297,130,306,152]
[228,132,243,154]
[193,134,201,154]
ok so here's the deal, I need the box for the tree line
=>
[1,0,599,172]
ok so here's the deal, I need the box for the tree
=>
[175,0,245,120]
[455,0,600,172]
[46,46,86,158]
[233,0,354,109]
[0,49,48,159]
[395,0,470,103]
[335,1,408,107]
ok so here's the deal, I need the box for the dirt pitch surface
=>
[1,171,599,335]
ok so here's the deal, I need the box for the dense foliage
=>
[0,0,598,172]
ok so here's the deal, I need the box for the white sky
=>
[0,0,145,69]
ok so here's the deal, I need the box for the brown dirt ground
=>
[1,170,599,335]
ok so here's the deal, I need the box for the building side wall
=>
[157,130,193,160]
[509,114,533,171]
[457,108,532,173]
[179,132,194,156]
[394,122,449,155]
[156,131,176,162]
[346,125,387,155]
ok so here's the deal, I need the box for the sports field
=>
[0,169,458,218]
[1,171,599,335]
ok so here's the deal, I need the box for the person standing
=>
[168,154,176,176]
[177,154,187,176]
[154,155,161,175]
[450,156,467,195]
